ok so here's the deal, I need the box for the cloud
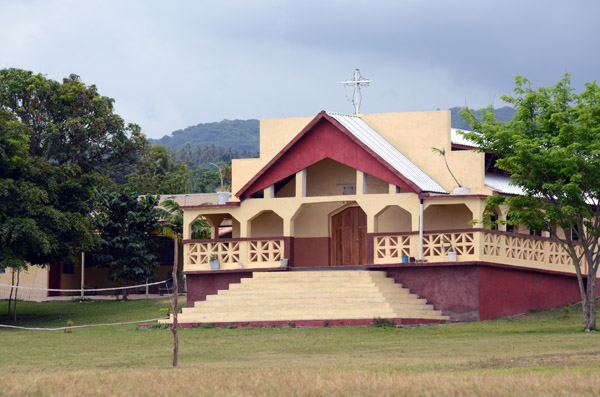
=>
[1,0,599,138]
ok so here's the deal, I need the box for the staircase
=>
[168,270,449,325]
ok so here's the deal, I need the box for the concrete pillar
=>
[265,184,275,199]
[356,170,367,195]
[295,169,306,197]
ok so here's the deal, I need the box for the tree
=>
[0,68,146,181]
[90,188,162,299]
[460,75,600,331]
[125,145,192,194]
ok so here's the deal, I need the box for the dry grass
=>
[5,368,600,396]
[1,299,600,396]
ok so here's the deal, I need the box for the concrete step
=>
[202,295,425,305]
[168,270,449,324]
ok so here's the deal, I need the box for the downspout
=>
[419,198,424,260]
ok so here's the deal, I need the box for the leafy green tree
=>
[125,145,191,194]
[460,75,600,331]
[0,68,151,279]
[0,68,146,181]
[0,110,96,270]
[90,189,162,298]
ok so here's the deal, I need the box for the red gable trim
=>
[236,111,422,199]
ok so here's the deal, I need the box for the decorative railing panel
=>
[248,240,283,263]
[371,230,583,274]
[482,231,584,272]
[423,232,475,259]
[187,241,240,266]
[374,235,410,264]
[185,239,284,271]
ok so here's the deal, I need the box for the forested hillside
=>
[150,119,259,152]
[450,106,515,130]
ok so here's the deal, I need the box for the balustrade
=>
[185,239,284,271]
[373,230,585,274]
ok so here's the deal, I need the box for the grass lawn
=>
[0,298,599,396]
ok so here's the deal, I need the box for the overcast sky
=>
[1,0,598,139]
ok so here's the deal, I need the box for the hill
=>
[150,119,260,152]
[450,106,515,130]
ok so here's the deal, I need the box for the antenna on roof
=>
[341,69,371,115]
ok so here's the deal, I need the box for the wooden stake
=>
[171,233,179,367]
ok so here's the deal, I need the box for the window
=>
[571,224,580,241]
[62,263,75,274]
[529,229,542,237]
[506,215,514,233]
[489,213,498,231]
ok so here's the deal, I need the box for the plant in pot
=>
[209,253,220,270]
[442,238,457,262]
[212,162,232,204]
[432,147,470,195]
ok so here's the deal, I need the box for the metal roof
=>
[451,128,477,147]
[327,112,448,194]
[484,175,525,195]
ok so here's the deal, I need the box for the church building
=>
[175,107,589,326]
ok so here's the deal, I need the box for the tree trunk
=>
[13,269,20,322]
[7,269,14,316]
[584,271,597,331]
[122,282,128,301]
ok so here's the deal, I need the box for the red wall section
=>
[386,265,480,321]
[243,120,417,198]
[185,272,252,307]
[478,266,583,320]
[293,237,330,267]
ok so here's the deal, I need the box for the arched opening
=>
[375,205,412,233]
[190,213,238,239]
[248,210,283,238]
[423,204,473,231]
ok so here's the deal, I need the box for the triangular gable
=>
[236,111,445,200]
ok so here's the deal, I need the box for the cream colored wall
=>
[293,202,342,237]
[375,205,412,233]
[249,210,284,237]
[275,176,296,198]
[366,173,389,194]
[306,158,355,197]
[362,111,487,194]
[0,266,48,301]
[423,204,474,230]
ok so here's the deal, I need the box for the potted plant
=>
[209,253,220,270]
[443,238,457,262]
[212,162,232,204]
[280,258,289,267]
[432,147,471,195]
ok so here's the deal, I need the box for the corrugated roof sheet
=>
[451,128,477,147]
[484,175,525,195]
[327,112,447,194]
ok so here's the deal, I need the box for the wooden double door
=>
[331,207,367,266]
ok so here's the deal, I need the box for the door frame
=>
[329,204,367,266]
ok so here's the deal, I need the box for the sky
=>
[1,0,599,139]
